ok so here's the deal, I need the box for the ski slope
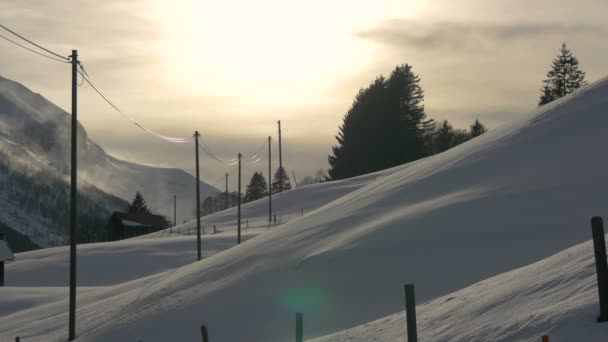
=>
[2,76,608,341]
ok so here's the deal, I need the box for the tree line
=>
[327,42,587,180]
[196,166,293,217]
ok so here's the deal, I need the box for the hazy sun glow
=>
[151,0,424,108]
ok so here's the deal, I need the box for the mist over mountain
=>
[0,75,218,246]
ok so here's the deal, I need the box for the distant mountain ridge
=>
[0,75,218,246]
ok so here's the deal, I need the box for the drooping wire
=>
[197,135,238,165]
[243,133,277,162]
[78,63,193,143]
[0,32,69,63]
[0,24,69,61]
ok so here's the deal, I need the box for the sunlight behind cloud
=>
[151,0,423,108]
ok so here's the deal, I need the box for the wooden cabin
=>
[106,212,169,241]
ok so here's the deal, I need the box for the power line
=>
[197,133,276,165]
[78,64,193,143]
[0,23,69,61]
[197,135,238,165]
[0,32,69,63]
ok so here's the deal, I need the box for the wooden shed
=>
[106,212,169,241]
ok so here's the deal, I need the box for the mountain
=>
[1,76,608,341]
[0,75,218,246]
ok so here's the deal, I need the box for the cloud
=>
[356,20,602,52]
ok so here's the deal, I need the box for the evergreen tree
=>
[539,43,588,106]
[244,172,268,202]
[127,191,151,214]
[434,120,455,153]
[328,64,428,180]
[271,167,291,194]
[469,119,487,138]
[452,128,470,147]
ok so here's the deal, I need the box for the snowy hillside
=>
[312,236,608,341]
[2,76,608,341]
[0,75,218,245]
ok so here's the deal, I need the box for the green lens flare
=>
[279,287,330,311]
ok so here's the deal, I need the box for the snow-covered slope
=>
[4,166,389,287]
[312,236,608,341]
[2,76,608,341]
[0,75,218,245]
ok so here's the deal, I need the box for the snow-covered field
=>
[2,76,608,341]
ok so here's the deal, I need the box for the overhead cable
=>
[0,24,69,61]
[78,64,193,143]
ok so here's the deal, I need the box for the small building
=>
[106,212,169,241]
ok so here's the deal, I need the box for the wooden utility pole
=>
[173,194,176,230]
[195,131,201,260]
[405,284,418,342]
[296,312,303,342]
[268,136,272,222]
[68,49,78,341]
[592,217,608,322]
[237,153,242,244]
[225,172,229,210]
[277,120,283,192]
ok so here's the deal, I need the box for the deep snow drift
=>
[2,76,608,341]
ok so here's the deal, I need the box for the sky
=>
[0,0,607,191]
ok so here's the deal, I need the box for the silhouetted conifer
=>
[127,191,151,214]
[271,167,291,194]
[328,64,428,180]
[539,43,587,106]
[245,172,268,202]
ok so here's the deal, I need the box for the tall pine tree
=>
[127,191,151,214]
[469,119,487,138]
[271,167,291,194]
[244,172,268,202]
[539,43,587,106]
[328,64,429,180]
[434,120,455,153]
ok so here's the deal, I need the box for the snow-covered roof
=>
[121,219,149,228]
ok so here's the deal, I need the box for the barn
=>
[106,212,169,241]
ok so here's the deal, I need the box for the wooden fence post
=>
[542,336,549,342]
[405,284,418,342]
[591,216,608,322]
[201,325,209,342]
[296,312,303,342]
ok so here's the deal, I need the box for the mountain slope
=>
[0,75,218,245]
[1,76,608,341]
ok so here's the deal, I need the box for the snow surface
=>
[2,77,608,341]
[312,237,608,341]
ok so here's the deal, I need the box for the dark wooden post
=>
[237,153,242,244]
[15,337,20,342]
[542,336,549,342]
[268,136,272,222]
[405,284,418,342]
[201,325,209,342]
[195,131,202,260]
[68,49,78,341]
[592,216,608,322]
[277,120,283,192]
[296,312,303,342]
[225,172,229,210]
[0,261,4,287]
